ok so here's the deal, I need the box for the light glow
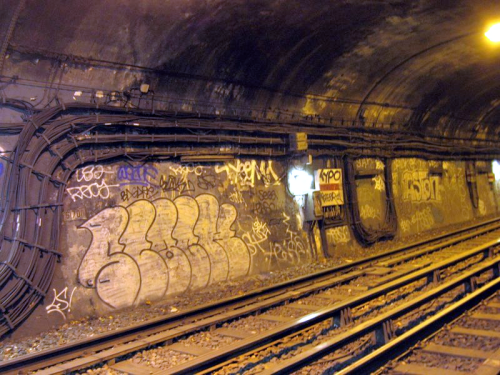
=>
[297,312,321,323]
[288,168,313,196]
[485,23,500,42]
[492,160,500,180]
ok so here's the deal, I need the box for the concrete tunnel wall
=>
[59,159,312,314]
[9,155,499,337]
[326,158,499,259]
[2,0,500,342]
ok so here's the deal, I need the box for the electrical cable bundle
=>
[466,161,479,209]
[343,157,398,246]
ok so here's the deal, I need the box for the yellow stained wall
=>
[325,158,499,258]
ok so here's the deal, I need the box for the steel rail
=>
[160,238,500,374]
[262,262,500,375]
[0,218,499,374]
[336,279,500,375]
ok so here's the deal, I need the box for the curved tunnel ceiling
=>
[1,0,500,138]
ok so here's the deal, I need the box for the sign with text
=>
[315,168,344,206]
[289,132,308,152]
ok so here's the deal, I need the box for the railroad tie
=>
[313,294,341,305]
[366,264,429,288]
[364,266,392,276]
[34,354,103,375]
[214,327,253,339]
[392,363,468,375]
[167,342,212,356]
[111,360,159,375]
[287,302,327,311]
[421,344,500,375]
[470,312,500,321]
[450,326,500,339]
[257,314,294,323]
[476,348,500,375]
[421,343,495,360]
[487,302,500,309]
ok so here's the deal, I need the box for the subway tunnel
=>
[1,1,500,373]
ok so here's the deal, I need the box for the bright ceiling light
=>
[485,23,500,42]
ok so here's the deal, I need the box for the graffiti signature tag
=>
[117,165,159,187]
[46,287,76,320]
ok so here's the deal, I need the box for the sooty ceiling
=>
[1,0,500,139]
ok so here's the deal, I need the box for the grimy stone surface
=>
[57,159,313,318]
[11,155,493,337]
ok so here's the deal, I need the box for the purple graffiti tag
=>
[117,165,159,187]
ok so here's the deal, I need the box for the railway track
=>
[192,235,500,375]
[257,276,500,375]
[2,100,500,344]
[355,289,500,375]
[2,217,500,374]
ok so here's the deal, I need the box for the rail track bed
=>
[202,235,500,375]
[371,292,500,375]
[2,218,500,375]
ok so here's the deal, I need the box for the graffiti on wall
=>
[326,226,351,245]
[61,159,311,315]
[399,207,434,233]
[228,188,246,205]
[46,287,76,320]
[372,175,385,191]
[360,204,381,220]
[120,186,158,202]
[77,195,251,309]
[242,214,308,268]
[354,158,385,171]
[63,207,87,221]
[401,171,441,202]
[391,159,476,236]
[66,165,118,201]
[117,165,159,187]
[215,160,282,188]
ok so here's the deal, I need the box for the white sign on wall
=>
[315,168,344,206]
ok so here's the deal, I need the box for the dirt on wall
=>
[324,158,499,258]
[43,159,314,321]
[17,156,499,333]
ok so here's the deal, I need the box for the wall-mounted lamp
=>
[140,83,150,94]
[492,160,500,180]
[288,167,314,196]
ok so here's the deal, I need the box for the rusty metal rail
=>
[336,282,500,375]
[167,239,500,374]
[1,217,500,374]
[262,264,500,375]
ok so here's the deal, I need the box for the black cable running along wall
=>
[344,157,398,246]
[466,161,479,209]
[0,100,498,336]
